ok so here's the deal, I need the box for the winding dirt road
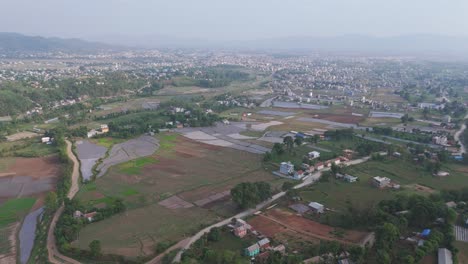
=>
[47,140,81,264]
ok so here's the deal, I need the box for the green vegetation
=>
[181,227,251,264]
[92,137,124,148]
[118,156,159,175]
[0,197,36,227]
[231,181,272,209]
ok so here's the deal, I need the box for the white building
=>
[308,151,320,159]
[308,202,325,214]
[280,161,294,175]
[372,176,391,188]
[438,248,453,264]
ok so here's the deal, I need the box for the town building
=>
[280,161,294,175]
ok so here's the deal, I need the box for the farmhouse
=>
[315,162,324,171]
[372,176,391,188]
[308,202,325,214]
[289,203,310,214]
[336,173,358,183]
[308,151,320,159]
[257,238,270,249]
[280,161,294,175]
[41,137,51,143]
[293,170,305,180]
[438,248,453,264]
[233,225,247,238]
[244,243,260,257]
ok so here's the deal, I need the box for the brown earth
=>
[249,208,370,245]
[6,156,61,179]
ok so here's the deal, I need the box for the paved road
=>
[454,114,468,154]
[47,140,81,264]
[170,156,370,263]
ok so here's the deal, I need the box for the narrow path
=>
[47,140,81,264]
[454,114,468,154]
[168,156,371,263]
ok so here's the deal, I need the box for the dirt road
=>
[454,114,468,154]
[47,140,81,264]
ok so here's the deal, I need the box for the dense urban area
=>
[1,35,468,264]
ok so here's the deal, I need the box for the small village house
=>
[308,202,325,214]
[308,151,320,159]
[233,225,247,238]
[244,243,260,257]
[372,176,391,188]
[257,238,270,249]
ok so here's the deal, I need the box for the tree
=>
[45,191,58,211]
[282,181,295,191]
[231,182,271,209]
[89,240,102,257]
[422,107,429,119]
[294,136,303,146]
[263,151,272,162]
[283,136,294,153]
[207,227,221,242]
[272,143,284,155]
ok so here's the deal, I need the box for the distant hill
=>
[93,33,468,58]
[0,32,117,53]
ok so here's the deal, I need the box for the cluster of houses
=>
[277,151,350,180]
[73,210,97,222]
[87,124,109,138]
[228,219,285,260]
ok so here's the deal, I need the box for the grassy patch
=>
[121,188,139,197]
[239,130,264,137]
[158,133,178,151]
[118,156,158,175]
[93,137,124,148]
[0,157,15,171]
[0,197,36,227]
[455,241,468,264]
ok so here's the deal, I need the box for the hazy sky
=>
[1,0,468,41]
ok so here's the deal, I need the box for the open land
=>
[74,134,285,258]
[96,135,159,178]
[248,208,372,246]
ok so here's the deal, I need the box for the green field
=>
[346,158,468,190]
[92,137,125,148]
[73,204,219,258]
[299,158,468,213]
[0,197,36,227]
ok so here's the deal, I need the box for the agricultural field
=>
[0,197,36,262]
[74,133,285,258]
[247,208,372,252]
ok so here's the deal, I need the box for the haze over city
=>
[1,0,468,45]
[1,1,468,264]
